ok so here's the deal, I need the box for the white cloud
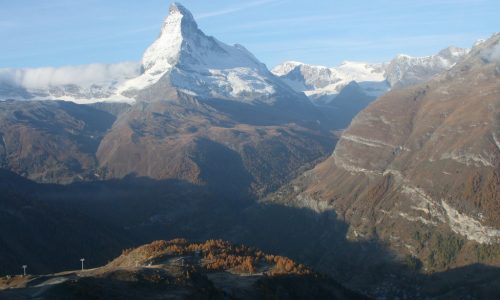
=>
[489,42,500,62]
[0,61,140,89]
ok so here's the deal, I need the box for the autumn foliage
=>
[114,238,310,276]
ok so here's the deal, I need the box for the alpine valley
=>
[0,3,498,300]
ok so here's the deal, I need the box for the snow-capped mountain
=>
[0,3,302,105]
[385,46,470,88]
[0,62,140,103]
[272,46,469,104]
[271,61,388,104]
[119,3,301,104]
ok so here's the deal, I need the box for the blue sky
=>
[0,0,498,69]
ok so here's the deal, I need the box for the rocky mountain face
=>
[0,100,117,183]
[268,34,500,273]
[272,46,469,105]
[96,93,332,196]
[0,3,333,196]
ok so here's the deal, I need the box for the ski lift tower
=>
[22,265,27,276]
[80,258,85,271]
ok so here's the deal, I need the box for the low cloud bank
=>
[0,62,141,89]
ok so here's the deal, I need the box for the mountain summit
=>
[141,2,201,75]
[119,3,295,103]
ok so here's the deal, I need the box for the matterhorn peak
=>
[163,2,198,36]
[118,2,303,103]
[141,2,199,74]
[169,2,193,18]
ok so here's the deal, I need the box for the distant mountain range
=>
[271,46,469,105]
[0,7,469,108]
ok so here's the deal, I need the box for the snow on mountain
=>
[385,46,469,88]
[271,61,388,104]
[0,62,140,103]
[273,46,469,104]
[119,3,297,103]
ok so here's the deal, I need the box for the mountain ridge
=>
[272,45,470,105]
